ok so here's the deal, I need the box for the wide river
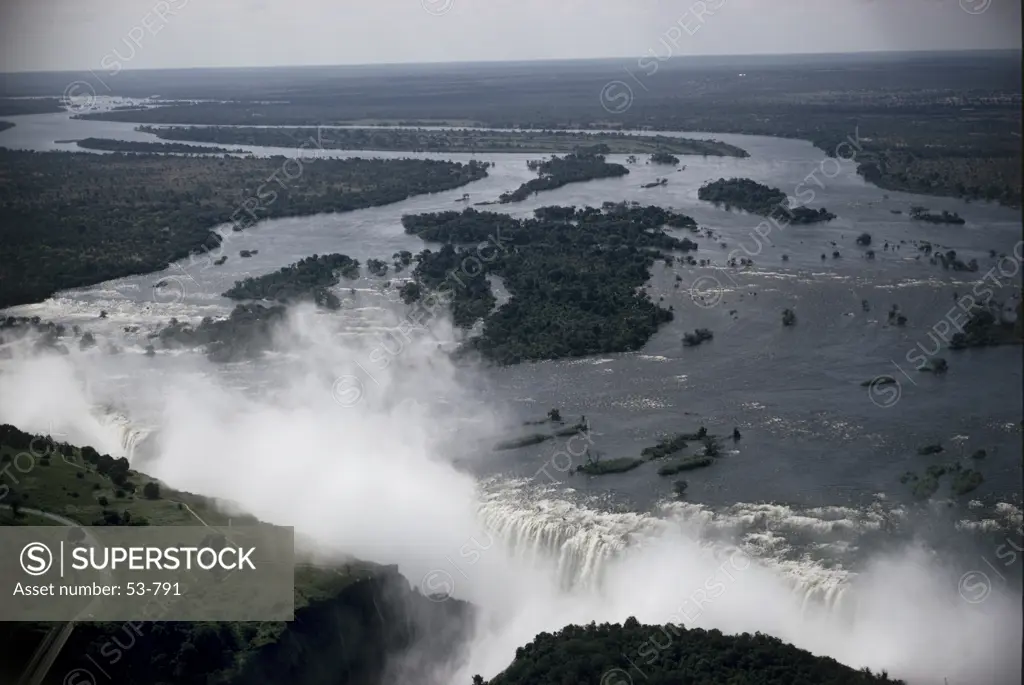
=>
[1,106,1022,682]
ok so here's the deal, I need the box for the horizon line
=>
[2,47,1020,76]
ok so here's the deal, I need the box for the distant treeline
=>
[137,124,749,156]
[75,137,242,154]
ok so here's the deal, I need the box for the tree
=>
[143,481,162,500]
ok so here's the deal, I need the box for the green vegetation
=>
[951,469,984,495]
[577,428,721,481]
[575,457,644,476]
[657,455,715,476]
[156,305,289,362]
[398,204,697,363]
[0,424,245,530]
[408,243,498,328]
[641,434,690,460]
[137,125,749,156]
[496,417,588,452]
[75,137,244,154]
[483,619,902,685]
[682,328,714,347]
[649,151,680,165]
[909,206,965,225]
[949,302,1024,350]
[222,253,360,309]
[901,458,985,499]
[499,150,628,203]
[0,424,472,685]
[494,433,554,451]
[66,54,1020,206]
[698,178,836,224]
[0,121,14,133]
[0,149,489,309]
[0,98,63,116]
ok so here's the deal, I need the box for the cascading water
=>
[2,297,1021,684]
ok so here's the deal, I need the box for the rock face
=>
[228,568,474,685]
[19,565,475,685]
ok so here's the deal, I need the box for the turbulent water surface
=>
[1,107,1022,684]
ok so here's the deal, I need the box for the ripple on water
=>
[610,396,672,411]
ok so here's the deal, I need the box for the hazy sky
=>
[1,0,1020,72]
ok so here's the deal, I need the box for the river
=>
[1,106,1021,683]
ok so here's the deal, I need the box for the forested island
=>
[649,151,680,165]
[909,206,966,224]
[698,178,837,224]
[0,121,14,133]
[74,137,244,154]
[948,301,1024,350]
[155,305,289,362]
[399,203,697,363]
[498,149,628,203]
[222,253,361,309]
[484,619,901,685]
[0,149,488,309]
[136,125,750,156]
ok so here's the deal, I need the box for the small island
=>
[909,206,965,225]
[698,178,836,224]
[499,148,629,203]
[902,461,984,498]
[74,137,245,154]
[649,151,680,165]
[574,427,723,481]
[222,253,360,309]
[949,301,1023,350]
[155,304,289,362]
